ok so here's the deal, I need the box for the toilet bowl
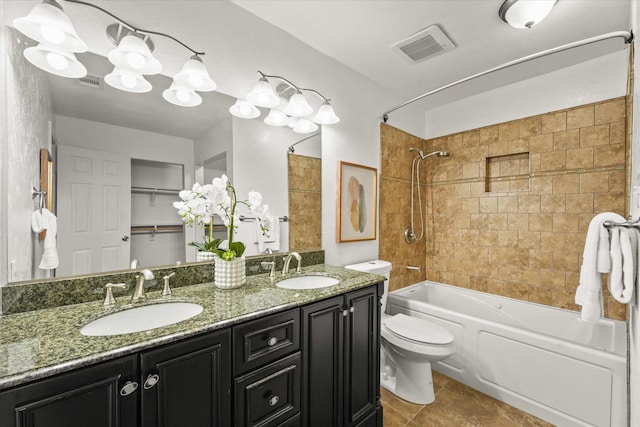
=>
[345,260,455,405]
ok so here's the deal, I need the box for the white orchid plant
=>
[173,175,269,260]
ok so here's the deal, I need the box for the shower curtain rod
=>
[288,132,321,153]
[382,30,633,122]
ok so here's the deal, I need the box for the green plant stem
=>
[228,183,237,247]
[208,215,213,242]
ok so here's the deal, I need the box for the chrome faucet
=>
[132,269,154,303]
[282,252,302,275]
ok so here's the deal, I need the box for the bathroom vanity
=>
[0,264,383,427]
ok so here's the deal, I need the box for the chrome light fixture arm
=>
[257,71,331,103]
[63,0,205,55]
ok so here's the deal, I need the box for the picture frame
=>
[337,161,377,242]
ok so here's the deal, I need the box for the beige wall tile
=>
[552,175,580,194]
[594,143,625,167]
[540,194,566,213]
[498,121,519,140]
[530,133,554,153]
[580,124,610,147]
[553,129,580,150]
[565,147,594,169]
[595,98,626,125]
[580,172,609,193]
[541,111,566,133]
[567,105,594,129]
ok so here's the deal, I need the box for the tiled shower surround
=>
[380,97,629,320]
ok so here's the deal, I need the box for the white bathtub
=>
[386,281,627,427]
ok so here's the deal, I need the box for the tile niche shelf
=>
[485,152,531,193]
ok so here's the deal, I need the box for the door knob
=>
[122,235,130,241]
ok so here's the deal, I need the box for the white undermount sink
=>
[276,275,339,290]
[80,302,204,336]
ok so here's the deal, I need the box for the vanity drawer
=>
[234,308,300,374]
[234,352,301,427]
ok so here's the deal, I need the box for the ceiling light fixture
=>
[13,0,216,106]
[499,0,557,29]
[232,71,340,133]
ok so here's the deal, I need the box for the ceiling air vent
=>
[78,73,104,90]
[390,24,456,64]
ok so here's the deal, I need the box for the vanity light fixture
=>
[13,0,216,105]
[229,99,261,119]
[232,71,340,133]
[499,0,558,29]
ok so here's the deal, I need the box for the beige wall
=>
[380,97,629,320]
[288,153,322,252]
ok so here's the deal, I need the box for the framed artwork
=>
[337,161,377,242]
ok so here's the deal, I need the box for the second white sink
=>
[81,302,203,336]
[276,275,339,290]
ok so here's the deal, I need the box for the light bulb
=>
[45,51,68,70]
[40,24,65,45]
[176,89,191,103]
[120,74,137,89]
[126,52,145,70]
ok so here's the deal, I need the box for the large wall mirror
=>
[2,4,322,283]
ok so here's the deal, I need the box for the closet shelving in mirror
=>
[131,224,184,236]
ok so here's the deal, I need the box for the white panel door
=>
[57,145,131,276]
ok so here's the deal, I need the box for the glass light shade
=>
[13,0,87,52]
[105,67,152,93]
[499,0,557,29]
[108,34,162,75]
[163,82,203,107]
[23,44,87,78]
[173,55,216,92]
[293,118,319,134]
[229,99,260,119]
[247,77,280,108]
[283,92,313,117]
[312,102,340,125]
[264,109,291,127]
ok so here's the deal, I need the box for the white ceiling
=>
[3,0,632,138]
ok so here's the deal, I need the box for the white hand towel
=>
[609,227,636,304]
[576,212,626,322]
[31,208,59,270]
[256,215,280,253]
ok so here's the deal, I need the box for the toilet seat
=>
[383,313,453,346]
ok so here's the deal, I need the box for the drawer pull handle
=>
[143,374,160,390]
[267,336,278,346]
[268,395,280,406]
[119,381,138,396]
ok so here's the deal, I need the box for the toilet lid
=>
[383,313,453,345]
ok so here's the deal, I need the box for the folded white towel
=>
[608,227,636,304]
[31,208,59,270]
[576,212,625,322]
[256,214,280,253]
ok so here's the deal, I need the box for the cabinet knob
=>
[267,336,278,346]
[268,395,280,406]
[143,374,160,389]
[119,381,139,396]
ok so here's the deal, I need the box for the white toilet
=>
[345,260,455,404]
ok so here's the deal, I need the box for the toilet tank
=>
[345,260,392,311]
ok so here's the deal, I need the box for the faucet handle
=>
[261,261,276,278]
[162,272,176,296]
[104,283,127,307]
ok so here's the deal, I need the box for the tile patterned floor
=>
[381,371,555,426]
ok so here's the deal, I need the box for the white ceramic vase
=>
[214,255,246,289]
[196,251,216,262]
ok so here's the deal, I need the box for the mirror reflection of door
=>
[56,145,131,276]
[196,153,229,242]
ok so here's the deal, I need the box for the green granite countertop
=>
[0,264,383,390]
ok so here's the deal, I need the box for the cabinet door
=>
[140,329,231,427]
[0,355,138,427]
[301,296,344,427]
[344,287,380,426]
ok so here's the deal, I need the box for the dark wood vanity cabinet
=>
[301,285,382,427]
[0,355,139,427]
[140,329,231,427]
[0,283,381,427]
